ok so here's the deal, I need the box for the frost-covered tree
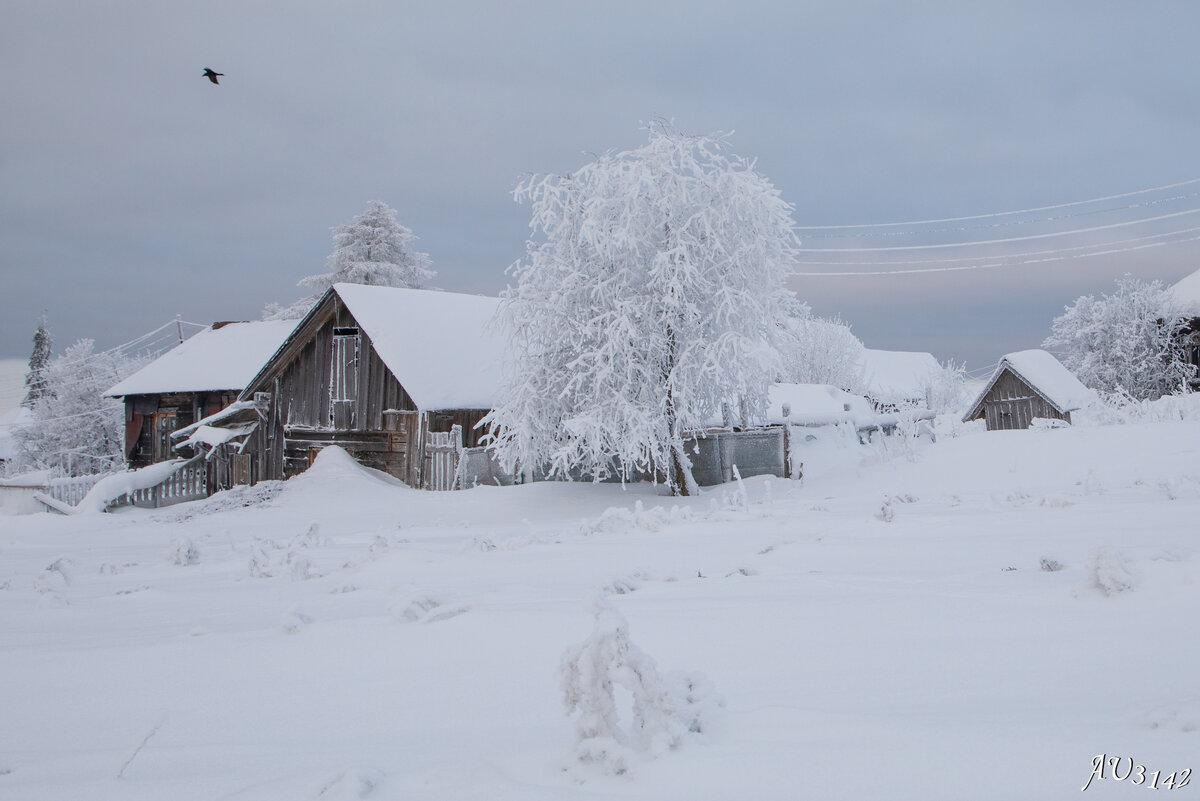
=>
[1044,276,1194,401]
[778,307,867,393]
[263,200,435,320]
[13,339,144,476]
[485,124,800,495]
[22,316,53,408]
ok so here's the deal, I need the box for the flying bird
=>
[202,68,223,85]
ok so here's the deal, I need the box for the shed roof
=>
[106,320,298,398]
[965,349,1094,421]
[268,284,506,411]
[858,348,942,403]
[1167,268,1200,316]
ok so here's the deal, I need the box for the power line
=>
[794,176,1200,231]
[793,231,1200,277]
[793,224,1200,268]
[797,207,1200,253]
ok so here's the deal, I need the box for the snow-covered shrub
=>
[281,606,312,634]
[560,601,718,774]
[1073,390,1200,427]
[1083,547,1133,596]
[1040,558,1064,572]
[1044,276,1194,400]
[778,309,867,394]
[926,359,969,414]
[170,539,200,566]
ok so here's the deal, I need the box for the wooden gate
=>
[423,424,462,491]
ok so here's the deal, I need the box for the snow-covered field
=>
[2,411,1199,800]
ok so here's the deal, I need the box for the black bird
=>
[203,68,223,85]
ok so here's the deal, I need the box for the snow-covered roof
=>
[329,283,505,410]
[1167,268,1200,316]
[106,320,298,398]
[971,349,1095,416]
[858,349,942,403]
[764,383,876,427]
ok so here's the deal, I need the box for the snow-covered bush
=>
[560,601,718,774]
[1084,547,1133,596]
[1044,276,1195,400]
[264,200,434,320]
[778,309,867,393]
[486,123,801,495]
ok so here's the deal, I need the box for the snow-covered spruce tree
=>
[22,316,53,408]
[1044,276,1194,401]
[485,124,800,495]
[263,200,435,320]
[14,339,142,476]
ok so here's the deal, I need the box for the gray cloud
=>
[3,1,1199,369]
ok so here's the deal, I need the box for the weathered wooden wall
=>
[971,369,1068,431]
[125,390,238,468]
[244,295,486,489]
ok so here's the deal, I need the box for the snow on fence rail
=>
[45,473,107,507]
[115,458,208,510]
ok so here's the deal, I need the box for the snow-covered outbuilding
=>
[1167,268,1200,388]
[230,283,504,489]
[962,349,1094,431]
[858,348,943,410]
[105,320,297,468]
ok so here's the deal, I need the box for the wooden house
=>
[105,320,297,468]
[224,283,504,490]
[962,349,1094,431]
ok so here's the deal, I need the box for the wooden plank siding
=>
[240,292,486,489]
[968,368,1070,431]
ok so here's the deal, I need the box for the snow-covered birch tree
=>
[485,123,800,495]
[264,200,435,320]
[1044,276,1194,401]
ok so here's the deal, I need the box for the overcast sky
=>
[3,1,1199,372]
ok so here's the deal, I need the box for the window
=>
[329,330,359,427]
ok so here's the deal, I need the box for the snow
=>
[1167,267,1200,316]
[858,348,942,405]
[2,409,1199,799]
[763,383,874,427]
[0,406,32,462]
[70,459,195,514]
[105,320,297,397]
[331,283,504,410]
[175,423,258,453]
[992,348,1096,413]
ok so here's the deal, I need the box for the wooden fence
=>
[423,425,463,491]
[44,473,107,507]
[115,458,208,509]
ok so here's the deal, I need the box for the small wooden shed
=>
[232,283,504,489]
[963,349,1093,431]
[1167,268,1200,389]
[105,320,297,468]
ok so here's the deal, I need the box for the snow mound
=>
[280,446,411,499]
